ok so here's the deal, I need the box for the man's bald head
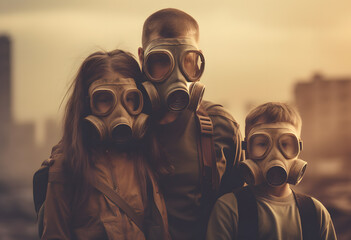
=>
[142,8,199,48]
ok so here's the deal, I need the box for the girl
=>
[41,50,170,240]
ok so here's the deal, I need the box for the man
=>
[138,8,244,240]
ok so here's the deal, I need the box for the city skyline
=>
[1,2,351,236]
[1,1,351,143]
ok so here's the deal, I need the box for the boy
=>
[206,102,337,240]
[138,8,243,240]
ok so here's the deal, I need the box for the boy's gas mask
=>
[240,123,307,187]
[84,78,149,144]
[141,38,205,112]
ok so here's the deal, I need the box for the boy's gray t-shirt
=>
[206,187,337,240]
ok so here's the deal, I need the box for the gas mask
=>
[142,38,205,112]
[239,123,307,187]
[84,77,149,144]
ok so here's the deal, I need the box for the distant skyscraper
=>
[0,35,60,183]
[294,73,351,159]
[0,36,12,151]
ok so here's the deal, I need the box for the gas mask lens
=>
[92,90,116,116]
[145,51,174,82]
[123,89,143,115]
[278,134,299,159]
[181,51,204,81]
[249,134,271,159]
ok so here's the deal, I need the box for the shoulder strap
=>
[195,105,219,191]
[200,100,235,122]
[195,105,220,239]
[293,191,319,240]
[33,158,55,214]
[92,180,144,232]
[234,187,258,240]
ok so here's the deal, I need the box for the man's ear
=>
[138,47,144,66]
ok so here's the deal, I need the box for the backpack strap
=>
[195,105,219,191]
[195,105,220,239]
[234,187,258,240]
[198,100,244,195]
[33,158,56,214]
[293,191,319,240]
[92,180,144,232]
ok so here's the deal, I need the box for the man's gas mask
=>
[240,123,307,187]
[141,38,205,112]
[84,78,149,144]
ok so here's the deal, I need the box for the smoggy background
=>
[0,1,350,239]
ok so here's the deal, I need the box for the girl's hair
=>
[61,49,145,205]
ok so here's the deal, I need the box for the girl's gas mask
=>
[142,38,205,112]
[84,78,149,144]
[240,123,307,187]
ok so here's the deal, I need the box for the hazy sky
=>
[1,0,351,142]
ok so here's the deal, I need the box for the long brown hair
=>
[62,49,144,205]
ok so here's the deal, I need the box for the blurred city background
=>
[1,1,350,239]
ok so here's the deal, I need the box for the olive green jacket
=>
[155,100,243,240]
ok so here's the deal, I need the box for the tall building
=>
[0,36,12,152]
[0,35,60,183]
[294,73,351,159]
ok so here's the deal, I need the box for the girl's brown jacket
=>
[41,152,170,240]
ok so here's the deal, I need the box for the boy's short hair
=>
[245,102,302,136]
[142,8,199,47]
